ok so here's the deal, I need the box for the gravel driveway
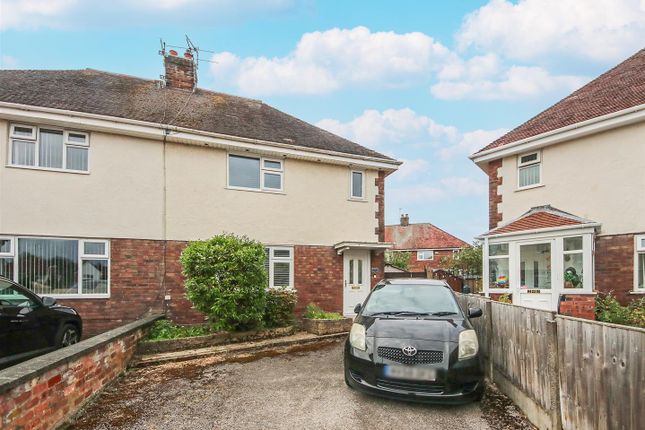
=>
[67,342,533,430]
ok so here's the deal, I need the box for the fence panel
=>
[557,316,645,430]
[491,302,555,413]
[455,294,490,359]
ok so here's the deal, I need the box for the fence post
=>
[546,313,562,430]
[485,300,494,381]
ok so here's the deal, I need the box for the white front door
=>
[343,250,371,316]
[515,240,556,311]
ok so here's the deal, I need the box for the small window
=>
[417,250,434,261]
[10,124,36,140]
[82,241,108,257]
[0,238,13,256]
[518,151,541,188]
[351,171,364,199]
[636,235,645,290]
[65,131,89,146]
[264,246,293,289]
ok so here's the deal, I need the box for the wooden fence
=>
[456,294,645,430]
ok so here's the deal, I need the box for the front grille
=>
[377,346,443,365]
[376,379,445,394]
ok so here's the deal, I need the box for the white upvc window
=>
[563,236,584,289]
[488,243,510,289]
[517,151,541,189]
[228,154,283,192]
[417,250,434,261]
[350,170,365,200]
[264,246,294,289]
[0,236,110,298]
[8,123,90,173]
[635,235,645,291]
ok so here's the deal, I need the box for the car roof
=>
[381,278,449,287]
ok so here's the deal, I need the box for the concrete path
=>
[67,342,534,430]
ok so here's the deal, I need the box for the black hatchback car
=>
[0,277,82,369]
[344,279,484,404]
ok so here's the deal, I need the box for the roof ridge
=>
[385,222,469,246]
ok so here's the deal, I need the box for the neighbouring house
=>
[471,48,645,317]
[0,50,400,336]
[385,214,469,274]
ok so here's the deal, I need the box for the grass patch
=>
[147,320,213,341]
[303,303,344,320]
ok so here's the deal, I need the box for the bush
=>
[148,320,211,340]
[264,287,298,328]
[595,293,645,328]
[385,251,411,271]
[303,303,344,320]
[181,234,268,332]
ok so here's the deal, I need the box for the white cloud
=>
[438,128,509,160]
[1,55,18,68]
[431,65,589,101]
[210,26,451,95]
[0,0,295,30]
[389,176,486,205]
[391,158,430,180]
[457,0,645,62]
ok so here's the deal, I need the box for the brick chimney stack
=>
[400,213,409,227]
[163,50,196,91]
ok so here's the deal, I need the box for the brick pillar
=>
[487,159,503,229]
[375,171,385,242]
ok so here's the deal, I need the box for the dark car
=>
[0,277,82,369]
[344,278,484,404]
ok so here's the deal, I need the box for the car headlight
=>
[458,329,479,360]
[349,323,366,351]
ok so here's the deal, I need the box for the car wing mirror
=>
[468,307,483,318]
[42,296,57,307]
[354,303,362,314]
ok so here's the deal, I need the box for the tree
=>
[440,242,482,277]
[180,233,267,331]
[385,251,411,271]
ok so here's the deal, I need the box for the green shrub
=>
[148,320,211,340]
[595,293,645,328]
[497,294,512,304]
[264,287,298,328]
[180,234,268,332]
[303,303,344,320]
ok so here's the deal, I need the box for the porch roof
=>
[479,205,599,238]
[333,241,392,254]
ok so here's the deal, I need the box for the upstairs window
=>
[228,154,283,192]
[350,170,364,199]
[9,124,89,172]
[517,151,541,189]
[636,235,645,290]
[417,250,434,261]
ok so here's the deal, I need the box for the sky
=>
[1,0,644,242]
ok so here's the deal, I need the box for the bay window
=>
[228,154,283,192]
[264,247,293,289]
[9,124,89,172]
[636,235,645,291]
[0,236,109,297]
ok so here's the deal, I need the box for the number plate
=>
[383,365,436,381]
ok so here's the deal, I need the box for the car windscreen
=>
[362,284,461,316]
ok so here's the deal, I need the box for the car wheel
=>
[57,324,80,348]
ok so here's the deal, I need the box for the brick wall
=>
[294,245,344,315]
[0,317,157,430]
[559,295,596,320]
[594,233,636,305]
[370,250,384,289]
[487,159,503,229]
[406,249,456,273]
[164,241,207,325]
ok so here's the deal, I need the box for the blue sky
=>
[1,0,644,241]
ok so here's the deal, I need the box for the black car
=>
[0,277,82,369]
[344,278,484,404]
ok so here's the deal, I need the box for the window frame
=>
[487,242,511,291]
[264,246,294,289]
[0,237,14,258]
[416,250,434,261]
[349,170,365,200]
[227,153,284,193]
[562,235,584,290]
[517,151,542,190]
[8,123,90,174]
[635,234,645,291]
[3,235,110,299]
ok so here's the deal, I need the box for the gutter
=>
[0,102,401,171]
[469,103,645,166]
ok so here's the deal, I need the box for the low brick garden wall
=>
[0,314,161,430]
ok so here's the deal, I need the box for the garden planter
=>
[302,317,353,335]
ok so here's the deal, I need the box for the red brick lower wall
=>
[594,233,637,305]
[0,318,156,430]
[406,249,457,273]
[294,245,343,315]
[559,295,596,320]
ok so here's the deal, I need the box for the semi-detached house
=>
[471,48,645,317]
[0,52,400,336]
